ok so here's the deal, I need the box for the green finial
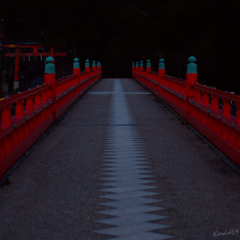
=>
[85,59,90,67]
[132,62,135,67]
[136,62,139,68]
[92,61,96,67]
[73,58,80,69]
[140,61,143,67]
[187,56,197,73]
[45,56,55,74]
[97,61,101,67]
[146,59,151,68]
[159,58,165,69]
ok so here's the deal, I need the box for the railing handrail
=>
[56,74,78,85]
[190,83,240,103]
[149,71,158,76]
[162,75,186,85]
[0,57,102,180]
[132,57,240,167]
[0,83,52,108]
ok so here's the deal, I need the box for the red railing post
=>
[92,61,96,83]
[158,58,165,98]
[92,61,96,70]
[135,62,139,81]
[73,58,81,97]
[99,62,102,78]
[140,61,144,84]
[44,56,56,122]
[146,59,151,88]
[97,61,100,80]
[185,56,198,122]
[136,62,139,71]
[85,59,90,88]
[85,59,90,72]
[140,61,143,71]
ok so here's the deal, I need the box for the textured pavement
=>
[0,78,240,240]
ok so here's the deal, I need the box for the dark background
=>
[1,0,240,94]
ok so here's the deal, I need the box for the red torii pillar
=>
[14,48,20,89]
[4,43,66,90]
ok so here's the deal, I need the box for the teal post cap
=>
[97,61,101,67]
[132,62,135,67]
[187,56,197,73]
[45,56,55,74]
[92,61,96,67]
[146,59,151,68]
[159,58,165,69]
[73,58,80,69]
[85,59,90,67]
[136,62,139,67]
[140,61,143,67]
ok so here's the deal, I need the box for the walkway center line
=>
[95,79,174,240]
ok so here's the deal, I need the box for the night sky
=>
[1,0,240,93]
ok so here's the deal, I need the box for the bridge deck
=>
[0,78,240,240]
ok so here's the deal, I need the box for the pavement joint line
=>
[58,123,177,127]
[88,91,151,95]
[95,79,174,240]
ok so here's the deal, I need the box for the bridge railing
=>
[0,57,102,180]
[132,57,240,166]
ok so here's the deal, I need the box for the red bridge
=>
[0,56,240,240]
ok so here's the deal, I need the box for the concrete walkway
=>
[0,78,240,240]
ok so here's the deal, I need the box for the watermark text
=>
[213,229,239,237]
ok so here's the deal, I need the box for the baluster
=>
[34,92,42,127]
[41,89,48,121]
[202,92,209,126]
[46,89,52,118]
[61,83,64,108]
[2,104,13,152]
[26,95,34,111]
[1,136,5,158]
[181,85,185,110]
[194,90,201,120]
[25,95,34,134]
[15,99,24,117]
[2,104,12,124]
[14,99,24,144]
[236,103,240,148]
[176,83,179,105]
[56,84,60,96]
[56,84,60,110]
[222,98,231,140]
[173,82,177,104]
[210,94,219,132]
[42,89,48,102]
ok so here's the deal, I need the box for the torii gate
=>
[3,42,66,89]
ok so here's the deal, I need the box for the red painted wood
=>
[1,116,54,175]
[132,59,240,167]
[0,58,102,180]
